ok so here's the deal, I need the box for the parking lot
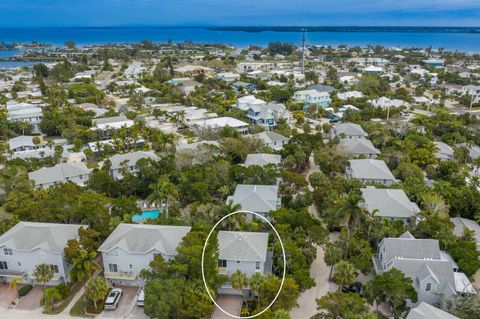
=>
[99,286,139,318]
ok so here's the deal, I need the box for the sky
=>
[0,0,479,27]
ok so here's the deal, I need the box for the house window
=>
[3,248,12,256]
[255,262,260,270]
[218,260,227,268]
[129,264,133,269]
[49,265,59,273]
[426,283,432,292]
[108,264,118,272]
[237,260,240,264]
[0,261,7,270]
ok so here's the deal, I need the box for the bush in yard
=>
[56,283,71,299]
[18,284,32,297]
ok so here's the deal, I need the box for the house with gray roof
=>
[98,223,191,286]
[346,159,397,185]
[373,232,473,307]
[7,103,43,134]
[243,153,282,167]
[0,222,84,285]
[360,186,420,223]
[246,105,276,130]
[406,302,459,319]
[434,142,454,161]
[217,231,272,296]
[333,123,368,139]
[456,143,480,160]
[227,184,280,220]
[28,163,91,189]
[253,131,290,151]
[339,138,380,158]
[107,151,158,180]
[451,217,480,251]
[8,135,46,153]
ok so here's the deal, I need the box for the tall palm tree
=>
[33,264,54,300]
[43,287,62,311]
[332,260,356,291]
[230,270,249,307]
[220,200,244,230]
[69,249,101,287]
[85,276,109,311]
[249,272,265,298]
[147,178,178,217]
[336,193,366,234]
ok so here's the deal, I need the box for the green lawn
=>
[69,294,94,318]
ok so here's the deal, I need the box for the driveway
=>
[0,284,17,307]
[100,286,139,318]
[211,295,243,319]
[128,305,149,319]
[289,245,337,319]
[16,286,43,310]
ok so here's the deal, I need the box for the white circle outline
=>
[201,210,287,319]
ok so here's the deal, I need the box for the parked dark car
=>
[341,282,364,295]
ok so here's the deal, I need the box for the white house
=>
[337,91,364,100]
[194,117,250,135]
[235,95,267,111]
[28,163,91,189]
[346,159,397,185]
[373,232,474,307]
[434,141,454,161]
[216,72,241,82]
[333,123,368,139]
[98,224,191,286]
[253,131,290,151]
[360,186,420,223]
[107,151,159,180]
[406,302,459,319]
[0,222,84,285]
[293,89,331,108]
[6,103,43,134]
[339,138,380,158]
[227,184,281,220]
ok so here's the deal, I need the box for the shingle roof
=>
[244,153,282,167]
[0,222,83,252]
[407,302,459,319]
[361,186,420,218]
[8,135,37,150]
[108,151,158,170]
[28,163,91,186]
[339,138,380,156]
[334,123,367,137]
[218,231,268,262]
[227,184,279,213]
[348,159,395,181]
[98,224,191,255]
[254,131,289,144]
[381,233,441,262]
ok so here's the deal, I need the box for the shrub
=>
[56,283,71,299]
[19,284,32,297]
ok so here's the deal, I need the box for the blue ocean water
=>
[1,27,480,52]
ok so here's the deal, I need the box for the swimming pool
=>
[132,209,161,223]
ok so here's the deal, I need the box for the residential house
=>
[337,91,364,100]
[235,95,267,111]
[333,123,368,139]
[92,116,134,139]
[339,138,380,158]
[372,232,473,307]
[6,102,43,134]
[174,65,214,76]
[217,231,272,296]
[360,186,420,223]
[8,135,46,153]
[108,151,159,180]
[246,105,276,130]
[451,217,480,251]
[346,159,397,185]
[232,81,256,92]
[28,163,91,189]
[462,85,480,104]
[424,59,445,67]
[0,222,84,285]
[253,131,290,150]
[367,97,409,109]
[216,72,241,82]
[98,224,191,286]
[406,302,459,319]
[293,89,331,108]
[243,153,282,167]
[266,102,292,121]
[434,142,454,161]
[194,117,250,135]
[456,143,480,160]
[227,184,280,220]
[362,65,383,74]
[309,84,335,94]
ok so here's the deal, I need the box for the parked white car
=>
[136,288,145,307]
[104,288,123,310]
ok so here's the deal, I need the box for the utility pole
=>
[301,28,306,74]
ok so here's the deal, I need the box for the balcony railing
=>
[104,271,137,280]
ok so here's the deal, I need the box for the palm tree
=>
[230,270,249,307]
[85,276,109,311]
[332,260,356,291]
[33,264,54,300]
[336,193,366,233]
[220,200,244,230]
[324,242,342,280]
[43,287,62,311]
[249,272,265,298]
[147,178,178,217]
[69,249,101,287]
